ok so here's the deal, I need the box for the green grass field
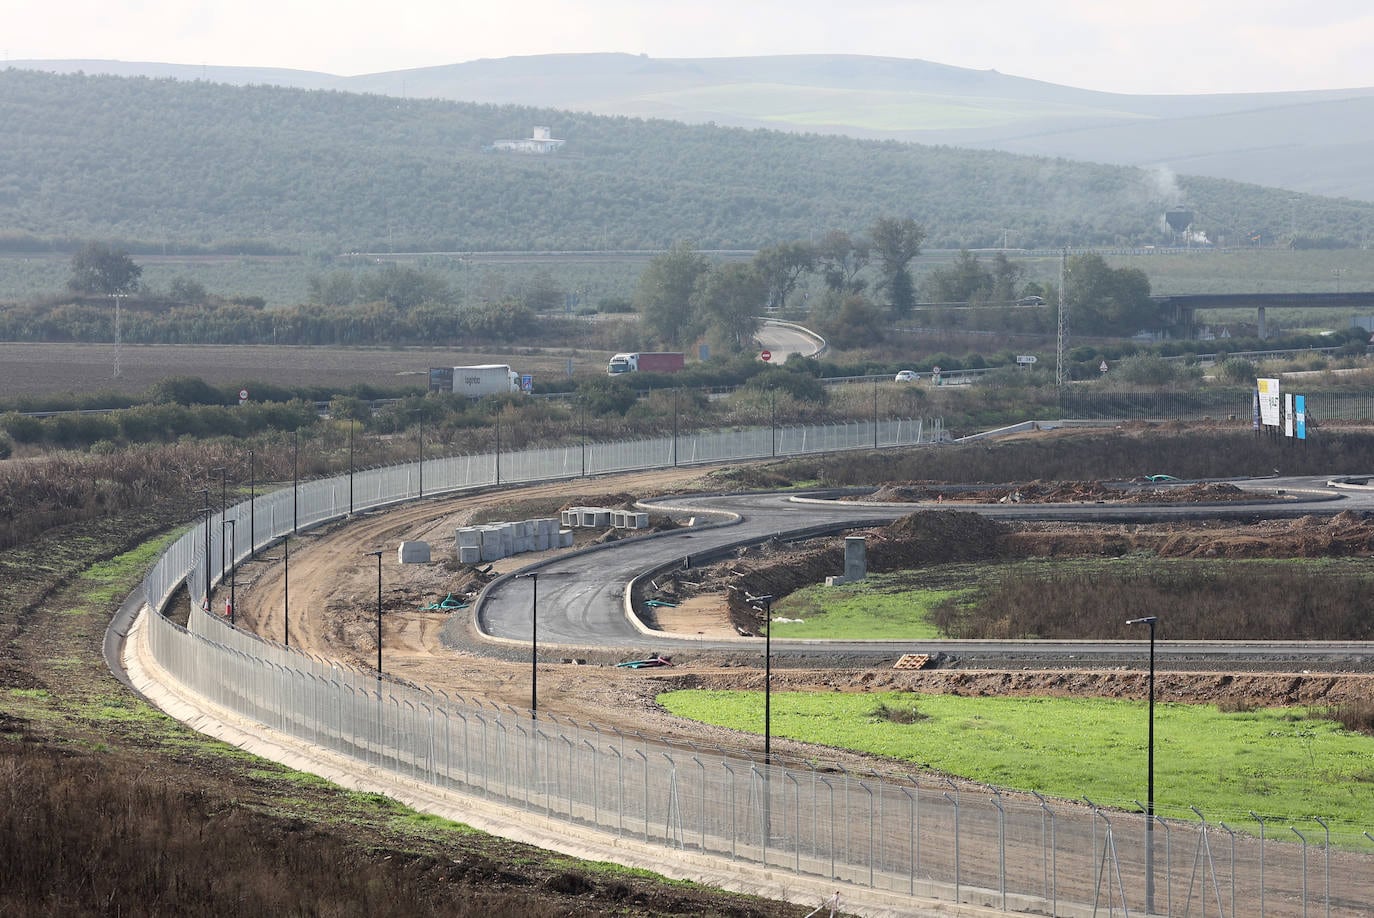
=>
[769,575,962,639]
[658,689,1374,842]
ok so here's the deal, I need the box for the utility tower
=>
[1055,250,1068,388]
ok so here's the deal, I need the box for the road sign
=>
[520,374,533,392]
[1099,360,1109,374]
[932,366,940,374]
[760,350,772,362]
[238,388,249,403]
[1016,355,1037,365]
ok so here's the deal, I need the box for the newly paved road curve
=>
[468,476,1374,666]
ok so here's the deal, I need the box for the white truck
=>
[428,364,523,398]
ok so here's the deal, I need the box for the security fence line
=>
[135,416,1373,917]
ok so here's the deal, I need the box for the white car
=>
[894,369,919,382]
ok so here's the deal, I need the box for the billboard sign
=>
[1296,395,1307,440]
[1257,378,1281,427]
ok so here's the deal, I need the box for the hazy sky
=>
[8,1,1371,95]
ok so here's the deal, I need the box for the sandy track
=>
[231,468,772,738]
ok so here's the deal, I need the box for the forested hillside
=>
[2,69,1371,253]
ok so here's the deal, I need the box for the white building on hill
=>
[492,126,565,154]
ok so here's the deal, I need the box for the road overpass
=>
[1153,291,1374,338]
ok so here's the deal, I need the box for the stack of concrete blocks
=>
[397,541,431,564]
[826,536,868,587]
[612,510,650,529]
[560,506,649,530]
[455,518,568,564]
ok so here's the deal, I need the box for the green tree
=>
[813,292,886,349]
[869,217,924,316]
[925,249,990,303]
[753,241,815,310]
[168,276,208,305]
[815,230,869,294]
[693,262,765,353]
[308,271,358,306]
[634,242,710,347]
[1066,254,1158,336]
[67,242,142,294]
[988,252,1026,305]
[517,268,565,313]
[358,264,449,311]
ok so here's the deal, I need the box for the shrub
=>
[872,698,929,724]
[1218,357,1257,384]
[1113,353,1180,387]
[1217,697,1258,714]
[1312,699,1374,736]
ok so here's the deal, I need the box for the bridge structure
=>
[1153,291,1374,338]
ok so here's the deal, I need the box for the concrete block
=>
[397,540,431,564]
[825,575,847,587]
[456,527,482,548]
[534,531,550,551]
[538,518,559,537]
[844,535,867,582]
[578,508,598,527]
[559,529,574,548]
[629,512,649,529]
[459,545,482,564]
[592,509,613,527]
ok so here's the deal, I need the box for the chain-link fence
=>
[138,415,1374,917]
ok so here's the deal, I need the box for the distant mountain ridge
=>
[13,53,1374,201]
[3,67,1372,254]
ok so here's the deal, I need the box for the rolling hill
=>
[1,67,1372,254]
[14,53,1374,202]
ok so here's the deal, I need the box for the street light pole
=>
[212,466,226,575]
[416,414,424,498]
[199,489,211,609]
[750,594,776,765]
[517,572,539,717]
[367,551,383,674]
[222,519,236,625]
[292,429,299,534]
[248,449,255,560]
[348,418,355,515]
[1128,614,1158,915]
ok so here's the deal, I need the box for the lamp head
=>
[1126,616,1158,626]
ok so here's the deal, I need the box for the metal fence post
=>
[1250,810,1267,918]
[943,791,960,902]
[722,760,738,860]
[1314,817,1331,918]
[1033,791,1056,916]
[991,788,1007,911]
[1292,826,1309,918]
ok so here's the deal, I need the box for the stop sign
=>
[760,350,772,362]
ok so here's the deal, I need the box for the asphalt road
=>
[467,476,1374,666]
[753,319,825,363]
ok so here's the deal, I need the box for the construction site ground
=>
[232,467,1374,775]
